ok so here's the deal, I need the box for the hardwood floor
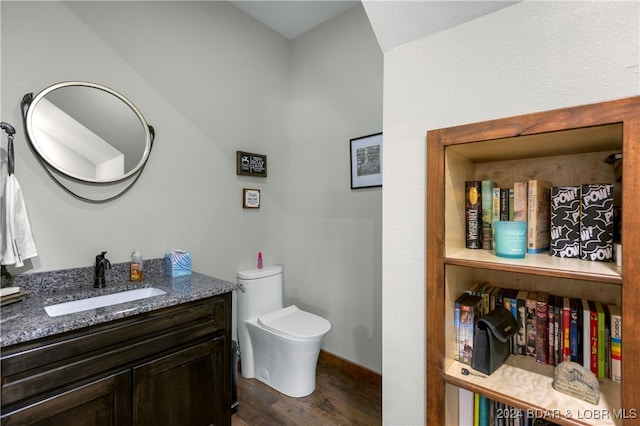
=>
[231,353,382,426]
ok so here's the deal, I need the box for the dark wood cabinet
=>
[134,337,227,426]
[1,293,232,426]
[1,371,131,426]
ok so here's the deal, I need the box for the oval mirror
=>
[23,81,153,183]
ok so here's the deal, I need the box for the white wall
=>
[1,1,291,280]
[1,1,383,372]
[289,5,383,372]
[377,1,639,424]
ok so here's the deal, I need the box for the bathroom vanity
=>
[0,260,234,425]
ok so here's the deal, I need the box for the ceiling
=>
[229,1,519,52]
[229,1,358,40]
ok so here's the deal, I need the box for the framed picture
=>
[243,188,261,208]
[350,132,382,189]
[236,151,267,177]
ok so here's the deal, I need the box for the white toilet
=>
[237,265,331,397]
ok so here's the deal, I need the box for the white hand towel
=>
[1,174,38,267]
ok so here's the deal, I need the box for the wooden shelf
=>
[446,123,622,163]
[445,249,622,285]
[445,357,622,426]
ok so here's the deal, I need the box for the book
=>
[569,298,579,363]
[581,299,592,372]
[505,288,519,355]
[454,293,467,361]
[459,294,483,365]
[588,300,599,376]
[465,181,482,249]
[595,301,606,378]
[535,292,549,364]
[526,292,537,357]
[604,304,611,379]
[609,304,621,383]
[527,180,552,253]
[481,283,494,315]
[576,298,584,366]
[494,287,505,310]
[474,393,480,426]
[509,188,514,221]
[513,181,528,222]
[481,181,496,250]
[516,290,528,356]
[492,187,501,227]
[562,297,571,362]
[580,184,614,261]
[500,188,510,221]
[479,394,489,426]
[459,388,475,426]
[550,186,580,258]
[547,295,556,365]
[553,297,561,365]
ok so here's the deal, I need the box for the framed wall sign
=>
[237,151,267,177]
[350,132,382,189]
[243,188,261,209]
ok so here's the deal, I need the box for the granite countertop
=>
[0,259,236,348]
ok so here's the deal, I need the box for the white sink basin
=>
[45,287,167,317]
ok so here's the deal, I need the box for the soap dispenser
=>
[130,249,144,282]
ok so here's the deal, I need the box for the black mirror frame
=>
[21,82,155,203]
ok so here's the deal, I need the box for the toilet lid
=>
[258,305,331,339]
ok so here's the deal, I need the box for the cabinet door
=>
[133,336,230,426]
[0,371,131,426]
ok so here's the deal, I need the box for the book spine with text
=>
[609,304,621,383]
[459,295,482,365]
[547,295,556,365]
[581,299,592,372]
[563,297,571,362]
[509,188,514,220]
[596,301,606,378]
[454,293,467,361]
[500,188,510,221]
[536,292,549,364]
[513,181,528,222]
[481,181,496,250]
[554,298,561,365]
[526,292,537,358]
[569,298,579,363]
[516,290,528,356]
[492,187,501,228]
[589,300,599,376]
[527,180,552,253]
[465,181,482,249]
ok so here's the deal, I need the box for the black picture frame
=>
[350,132,382,189]
[236,151,267,177]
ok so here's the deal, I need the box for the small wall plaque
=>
[237,151,267,177]
[552,361,600,405]
[243,188,260,209]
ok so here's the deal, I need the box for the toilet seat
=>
[258,305,331,339]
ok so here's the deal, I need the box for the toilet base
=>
[246,321,324,397]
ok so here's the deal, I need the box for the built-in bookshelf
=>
[426,97,640,425]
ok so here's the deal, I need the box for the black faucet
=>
[94,251,111,288]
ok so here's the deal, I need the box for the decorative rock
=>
[552,361,600,405]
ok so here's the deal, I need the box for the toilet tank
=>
[237,265,283,321]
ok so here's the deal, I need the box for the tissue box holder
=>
[471,307,518,375]
[165,252,192,277]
